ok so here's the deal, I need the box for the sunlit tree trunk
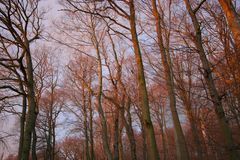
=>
[151,0,189,159]
[128,1,160,159]
[218,0,240,57]
[184,0,239,159]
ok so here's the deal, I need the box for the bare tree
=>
[150,0,190,159]
[183,0,239,159]
[0,1,42,159]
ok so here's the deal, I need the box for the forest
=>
[0,0,240,160]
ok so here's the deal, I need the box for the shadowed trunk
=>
[113,109,119,160]
[52,121,56,160]
[88,91,95,160]
[140,118,147,160]
[18,95,27,160]
[82,89,90,160]
[120,99,137,160]
[118,119,124,160]
[32,127,37,160]
[22,45,38,160]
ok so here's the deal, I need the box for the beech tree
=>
[0,1,240,159]
[183,0,239,159]
[0,1,42,159]
[150,0,189,159]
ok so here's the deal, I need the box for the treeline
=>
[0,0,240,160]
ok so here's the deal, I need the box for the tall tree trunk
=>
[32,128,37,160]
[184,0,239,159]
[126,99,138,160]
[94,37,113,160]
[128,1,160,159]
[113,108,119,160]
[97,59,112,160]
[140,119,147,160]
[118,119,124,160]
[52,121,56,160]
[18,95,27,160]
[21,45,38,160]
[45,86,55,160]
[151,0,189,159]
[83,92,90,160]
[45,109,52,160]
[88,92,95,160]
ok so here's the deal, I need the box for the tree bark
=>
[140,118,147,160]
[151,0,189,159]
[83,90,90,160]
[18,95,27,160]
[21,44,38,160]
[184,0,239,159]
[52,121,56,160]
[120,99,137,160]
[88,91,95,160]
[218,0,240,57]
[32,128,37,160]
[128,1,160,159]
[118,119,124,160]
[113,109,119,160]
[93,29,113,160]
[45,99,53,160]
